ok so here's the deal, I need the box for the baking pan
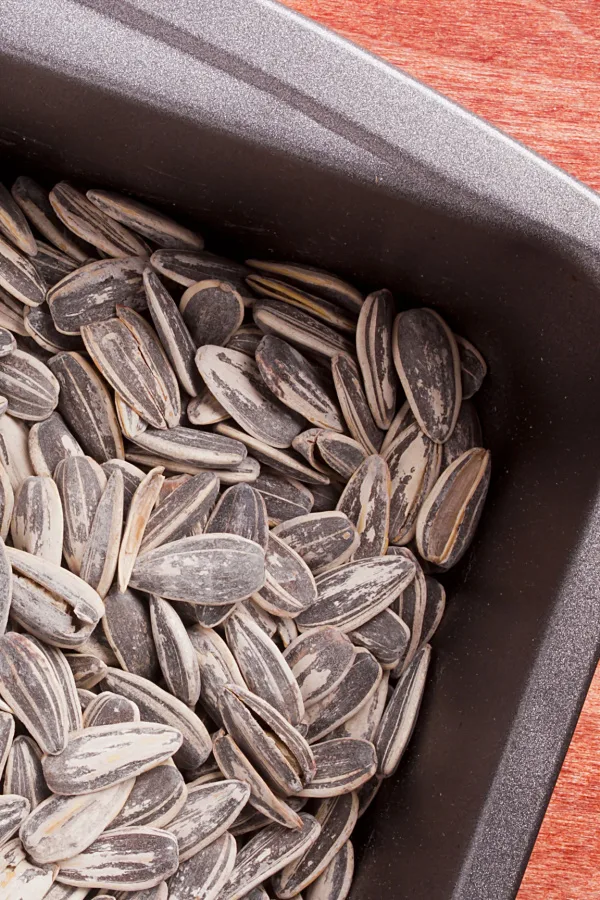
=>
[2,1,600,897]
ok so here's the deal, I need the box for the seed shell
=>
[253,471,313,525]
[336,455,390,560]
[117,466,164,592]
[43,887,91,900]
[0,465,12,544]
[247,261,363,314]
[0,710,14,781]
[388,546,427,673]
[248,274,356,331]
[150,596,201,707]
[28,415,83,482]
[102,586,160,681]
[141,472,218,554]
[253,299,354,360]
[0,415,33,493]
[112,762,188,829]
[167,779,249,860]
[187,389,229,425]
[3,735,50,809]
[180,280,244,346]
[0,538,11,634]
[303,649,381,744]
[116,394,147,439]
[292,429,339,478]
[0,236,46,307]
[216,423,329,486]
[12,177,89,261]
[167,832,237,900]
[87,190,203,251]
[283,627,355,709]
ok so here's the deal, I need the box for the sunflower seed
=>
[0,465,12,546]
[355,289,397,430]
[55,455,106,574]
[49,183,148,259]
[103,668,212,770]
[118,466,164,592]
[56,826,179,890]
[247,261,363,315]
[187,389,229,425]
[188,626,246,727]
[102,459,144,515]
[3,736,50,809]
[303,649,381,744]
[252,532,317,618]
[11,177,91,262]
[134,423,246,465]
[442,399,483,468]
[102,587,160,681]
[158,474,192,503]
[374,644,431,777]
[167,779,249,860]
[31,241,79,288]
[215,423,329,486]
[205,483,269,550]
[227,325,263,356]
[168,831,236,900]
[349,609,409,669]
[330,671,389,742]
[0,632,69,754]
[253,300,354,360]
[151,249,250,290]
[315,432,367,481]
[47,258,148,335]
[143,269,202,396]
[416,447,491,568]
[11,476,63,565]
[248,275,356,333]
[43,886,90,900]
[0,350,59,421]
[0,856,55,899]
[0,236,46,307]
[115,394,147,440]
[277,617,298,648]
[0,711,14,781]
[179,600,235,628]
[310,482,342,514]
[380,401,415,457]
[331,354,383,455]
[24,304,83,354]
[87,191,203,251]
[225,611,304,725]
[283,628,355,709]
[130,534,265,605]
[304,839,354,900]
[291,430,338,479]
[297,556,415,635]
[0,328,15,360]
[79,470,124,598]
[21,778,135,863]
[0,539,11,634]
[0,416,33,494]
[83,692,140,727]
[336,455,390,560]
[388,546,427,673]
[392,308,461,444]
[140,472,218,555]
[49,352,124,462]
[273,512,358,575]
[272,793,358,898]
[0,837,26,873]
[237,600,278,638]
[212,733,302,829]
[112,762,188,829]
[0,291,27,337]
[149,597,201,707]
[455,334,487,399]
[384,423,442,546]
[179,280,244,347]
[31,641,82,732]
[421,576,446,645]
[256,335,343,431]
[298,739,376,798]
[64,652,107,689]
[220,813,321,900]
[253,471,313,525]
[114,886,168,900]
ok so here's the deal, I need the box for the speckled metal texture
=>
[2,2,600,898]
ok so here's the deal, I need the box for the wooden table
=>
[281,1,600,896]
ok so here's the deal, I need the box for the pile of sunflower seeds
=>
[0,177,490,900]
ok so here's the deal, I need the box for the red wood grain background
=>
[281,1,600,897]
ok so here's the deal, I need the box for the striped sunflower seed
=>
[167,832,237,900]
[149,596,201,707]
[297,738,376,797]
[283,627,355,709]
[42,886,91,900]
[331,353,383,454]
[0,349,59,421]
[0,415,33,491]
[0,836,26,874]
[246,261,363,314]
[379,400,415,456]
[11,177,90,261]
[230,801,304,839]
[421,576,447,645]
[43,722,183,795]
[20,778,135,863]
[253,471,313,525]
[277,616,298,648]
[102,667,212,770]
[296,556,415,634]
[374,644,431,777]
[112,762,188,829]
[212,733,302,829]
[3,735,50,809]
[56,826,179,890]
[385,423,443,546]
[247,275,356,333]
[47,257,147,335]
[392,308,462,444]
[227,325,263,356]
[159,474,192,503]
[83,692,140,727]
[188,626,246,727]
[130,425,247,468]
[225,610,304,726]
[253,299,354,360]
[197,346,304,449]
[304,839,354,900]
[388,546,427,672]
[87,190,203,251]
[0,856,55,899]
[237,599,278,638]
[215,423,329,486]
[180,280,244,346]
[292,429,339,479]
[24,304,83,353]
[118,466,165,592]
[256,335,343,431]
[303,649,381,744]
[55,455,106,574]
[205,483,269,550]
[0,710,13,782]
[11,476,63,565]
[31,242,79,289]
[455,334,487,399]
[0,290,27,337]
[187,389,229,425]
[442,399,482,468]
[64,652,107,688]
[48,352,124,462]
[102,459,144,515]
[415,447,491,568]
[114,885,168,900]
[272,793,358,898]
[0,464,12,544]
[179,600,236,629]
[253,532,317,618]
[349,609,409,669]
[331,671,389,742]
[49,182,148,259]
[273,512,359,574]
[220,813,321,900]
[0,236,46,307]
[167,779,249,860]
[0,538,11,633]
[336,455,390,560]
[315,431,367,480]
[29,640,82,733]
[140,472,218,554]
[80,469,124,598]
[115,393,147,439]
[0,327,16,358]
[143,269,202,397]
[102,586,160,681]
[151,249,251,293]
[0,632,69,754]
[356,289,397,430]
[130,534,265,605]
